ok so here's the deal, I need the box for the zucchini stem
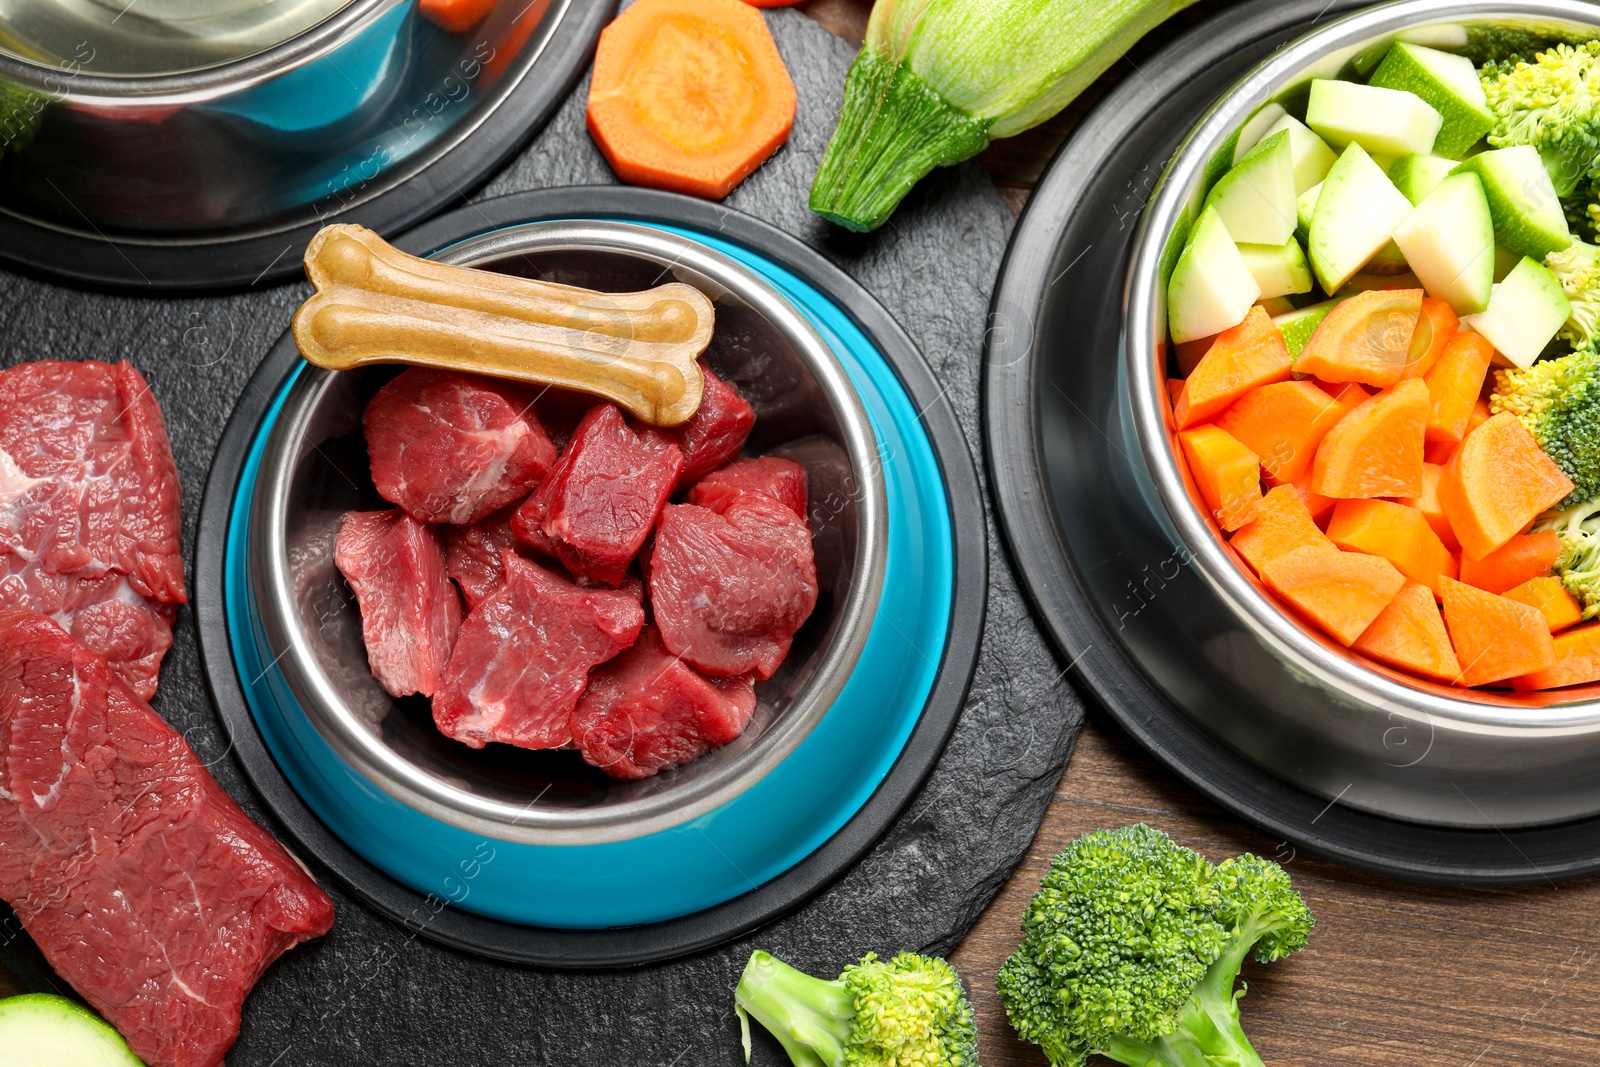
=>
[808,49,991,233]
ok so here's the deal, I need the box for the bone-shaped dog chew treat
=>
[292,224,715,426]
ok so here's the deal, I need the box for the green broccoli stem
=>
[808,49,992,233]
[1099,926,1269,1067]
[734,951,854,1067]
[1542,145,1592,198]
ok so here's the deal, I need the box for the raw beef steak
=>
[0,361,185,694]
[649,491,819,679]
[363,367,556,526]
[687,456,808,520]
[572,625,756,780]
[0,559,174,701]
[0,612,335,1067]
[335,509,463,698]
[433,553,644,749]
[511,403,683,586]
[443,508,529,610]
[672,365,755,488]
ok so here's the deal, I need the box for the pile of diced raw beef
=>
[335,363,819,780]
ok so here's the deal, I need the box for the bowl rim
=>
[250,218,889,845]
[1126,0,1600,730]
[0,0,408,101]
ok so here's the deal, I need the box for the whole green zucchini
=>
[810,0,1201,232]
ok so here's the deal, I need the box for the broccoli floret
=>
[1561,178,1599,242]
[735,949,978,1067]
[1466,24,1589,67]
[1548,240,1600,344]
[1547,242,1600,347]
[995,825,1312,1067]
[1537,496,1600,617]
[1482,41,1600,196]
[1491,342,1600,506]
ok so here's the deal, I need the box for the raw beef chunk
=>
[443,510,640,610]
[672,366,755,488]
[687,456,808,520]
[335,509,463,698]
[572,626,756,780]
[433,553,644,749]
[0,361,185,694]
[534,386,600,452]
[581,572,647,606]
[649,491,819,679]
[364,367,556,525]
[511,403,683,586]
[443,508,529,610]
[0,612,335,1067]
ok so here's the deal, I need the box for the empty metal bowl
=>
[1122,0,1600,828]
[0,0,603,281]
[247,220,886,847]
[0,0,415,225]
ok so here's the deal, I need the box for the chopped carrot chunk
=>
[1174,307,1291,429]
[1178,425,1263,531]
[1439,576,1556,687]
[1260,545,1405,646]
[1504,577,1585,633]
[1353,581,1461,683]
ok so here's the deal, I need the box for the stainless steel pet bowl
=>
[1123,0,1600,828]
[0,0,600,279]
[248,220,886,846]
[0,0,416,228]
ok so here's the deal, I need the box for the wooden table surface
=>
[793,2,1600,1064]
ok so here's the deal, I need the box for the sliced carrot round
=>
[1173,307,1290,430]
[1504,577,1585,634]
[1422,329,1494,446]
[587,0,797,200]
[1405,297,1458,382]
[1216,380,1344,486]
[1260,545,1405,647]
[1326,498,1456,597]
[1229,484,1331,576]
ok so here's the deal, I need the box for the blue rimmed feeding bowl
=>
[209,205,967,947]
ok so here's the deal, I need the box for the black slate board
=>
[0,9,1081,1064]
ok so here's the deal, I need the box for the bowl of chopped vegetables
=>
[1121,0,1600,828]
